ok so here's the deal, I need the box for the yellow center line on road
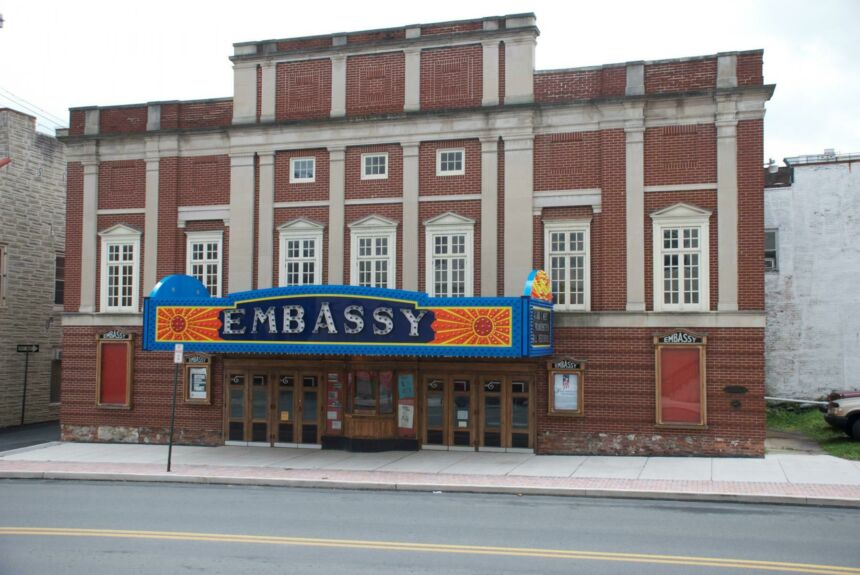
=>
[1,527,858,575]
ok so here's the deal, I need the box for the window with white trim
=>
[436,148,465,176]
[361,152,388,180]
[350,216,397,289]
[99,225,141,312]
[764,229,778,271]
[278,219,323,286]
[289,157,315,183]
[544,220,591,311]
[424,213,474,298]
[185,231,223,297]
[651,204,711,312]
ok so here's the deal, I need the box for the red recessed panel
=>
[99,343,128,405]
[660,348,701,424]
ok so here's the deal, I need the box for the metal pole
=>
[167,362,179,472]
[20,351,29,426]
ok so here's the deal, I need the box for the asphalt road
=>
[1,480,858,575]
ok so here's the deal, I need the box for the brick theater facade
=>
[58,14,773,455]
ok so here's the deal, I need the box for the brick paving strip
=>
[2,460,859,508]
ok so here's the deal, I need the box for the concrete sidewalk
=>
[2,441,860,507]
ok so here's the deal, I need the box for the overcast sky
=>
[1,0,857,163]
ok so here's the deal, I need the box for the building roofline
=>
[0,107,37,120]
[785,152,860,166]
[69,97,233,113]
[534,49,765,75]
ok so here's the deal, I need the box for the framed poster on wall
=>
[547,358,585,416]
[183,355,211,404]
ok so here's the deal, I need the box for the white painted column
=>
[260,62,276,122]
[482,41,500,107]
[625,124,646,311]
[717,101,739,311]
[328,147,346,284]
[503,38,535,105]
[401,143,420,290]
[331,56,347,118]
[480,137,498,295]
[228,154,256,292]
[257,152,275,289]
[232,64,258,125]
[143,155,159,294]
[80,162,98,313]
[404,49,421,112]
[503,136,534,296]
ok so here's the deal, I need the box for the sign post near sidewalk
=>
[16,344,39,425]
[166,344,183,472]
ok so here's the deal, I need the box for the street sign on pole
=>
[167,344,182,472]
[173,343,184,364]
[16,344,39,353]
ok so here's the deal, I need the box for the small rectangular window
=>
[54,254,65,305]
[765,229,778,271]
[436,148,465,176]
[290,157,316,183]
[361,153,388,180]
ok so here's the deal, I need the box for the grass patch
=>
[767,406,860,461]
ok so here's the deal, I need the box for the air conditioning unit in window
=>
[764,258,777,270]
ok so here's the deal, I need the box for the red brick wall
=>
[69,111,86,136]
[534,132,601,190]
[95,214,146,312]
[99,107,148,134]
[60,326,225,445]
[598,129,627,310]
[644,124,717,186]
[421,22,483,35]
[418,200,481,296]
[737,53,764,86]
[346,52,405,117]
[98,160,145,210]
[277,37,331,52]
[420,45,482,110]
[272,207,329,285]
[256,65,263,122]
[275,149,330,203]
[178,101,233,129]
[177,156,230,206]
[343,204,403,288]
[540,326,765,456]
[418,139,480,196]
[276,59,332,121]
[645,58,717,94]
[534,67,626,103]
[345,144,403,200]
[737,119,764,310]
[498,42,506,106]
[644,190,718,311]
[496,139,505,296]
[347,29,406,45]
[65,163,83,312]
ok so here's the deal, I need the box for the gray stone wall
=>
[0,109,65,427]
[765,159,860,398]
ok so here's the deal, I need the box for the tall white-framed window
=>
[278,218,324,286]
[99,224,141,313]
[424,212,475,298]
[289,157,316,183]
[651,203,711,312]
[185,231,223,297]
[349,215,397,289]
[361,152,388,180]
[543,219,591,311]
[436,148,465,176]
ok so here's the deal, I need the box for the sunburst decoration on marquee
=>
[429,307,513,346]
[156,306,226,342]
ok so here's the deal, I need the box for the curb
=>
[2,470,858,509]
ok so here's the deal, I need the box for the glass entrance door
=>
[273,372,321,446]
[300,375,320,444]
[479,377,533,451]
[423,377,445,446]
[422,375,475,449]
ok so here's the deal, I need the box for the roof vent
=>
[824,148,836,157]
[767,158,778,173]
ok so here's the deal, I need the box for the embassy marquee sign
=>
[142,274,553,358]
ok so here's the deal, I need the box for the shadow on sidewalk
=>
[0,421,59,453]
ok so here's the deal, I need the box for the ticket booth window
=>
[352,370,394,415]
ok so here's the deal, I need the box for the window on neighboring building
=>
[765,229,778,271]
[0,244,7,307]
[544,220,591,311]
[651,204,711,312]
[424,213,474,298]
[289,157,316,183]
[351,370,394,415]
[99,225,141,313]
[186,232,223,297]
[54,254,65,306]
[278,219,324,286]
[349,216,397,289]
[361,152,388,180]
[50,351,62,404]
[436,148,465,176]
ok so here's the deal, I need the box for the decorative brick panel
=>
[275,149,330,203]
[345,144,403,200]
[421,22,482,35]
[156,157,180,282]
[420,45,482,110]
[65,163,83,312]
[534,132,601,190]
[347,29,406,45]
[99,107,148,135]
[98,160,145,210]
[644,124,717,186]
[737,119,764,310]
[276,37,331,52]
[346,52,405,117]
[498,41,506,106]
[496,139,504,296]
[598,129,627,310]
[276,59,332,121]
[177,101,233,129]
[534,66,626,103]
[418,139,480,196]
[645,58,717,94]
[178,156,230,206]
